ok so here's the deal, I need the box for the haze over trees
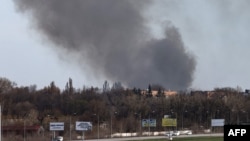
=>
[0,77,250,139]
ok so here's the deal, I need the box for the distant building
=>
[141,90,177,97]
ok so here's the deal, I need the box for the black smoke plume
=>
[13,0,196,90]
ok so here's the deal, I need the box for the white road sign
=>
[50,122,64,131]
[211,119,225,127]
[76,121,92,131]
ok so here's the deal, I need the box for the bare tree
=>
[0,77,16,94]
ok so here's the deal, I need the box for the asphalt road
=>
[70,133,223,141]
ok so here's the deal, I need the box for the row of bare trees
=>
[0,77,250,139]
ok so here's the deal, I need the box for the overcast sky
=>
[1,0,250,91]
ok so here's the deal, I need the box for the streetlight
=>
[247,112,249,123]
[206,110,209,129]
[134,112,142,136]
[0,105,1,141]
[47,115,58,140]
[216,110,220,118]
[110,113,112,138]
[148,110,155,136]
[110,111,118,138]
[23,113,28,141]
[182,110,188,130]
[242,110,249,123]
[24,119,26,141]
[69,116,72,141]
[171,110,177,131]
[93,114,99,140]
[0,105,2,141]
[69,113,77,141]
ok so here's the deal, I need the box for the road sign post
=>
[75,121,93,140]
[49,122,64,139]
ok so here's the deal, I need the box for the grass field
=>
[128,136,223,141]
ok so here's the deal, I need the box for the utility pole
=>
[98,114,99,140]
[93,113,100,140]
[0,105,1,141]
[110,114,112,138]
[24,119,26,141]
[70,116,72,141]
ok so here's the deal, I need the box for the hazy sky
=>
[1,0,250,91]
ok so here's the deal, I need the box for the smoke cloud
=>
[13,0,196,90]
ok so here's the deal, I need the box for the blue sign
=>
[142,119,156,127]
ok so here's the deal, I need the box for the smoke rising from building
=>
[13,0,196,90]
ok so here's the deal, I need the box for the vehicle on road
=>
[180,130,192,135]
[52,136,63,141]
[165,130,192,137]
[165,131,180,137]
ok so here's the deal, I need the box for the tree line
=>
[0,77,250,138]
